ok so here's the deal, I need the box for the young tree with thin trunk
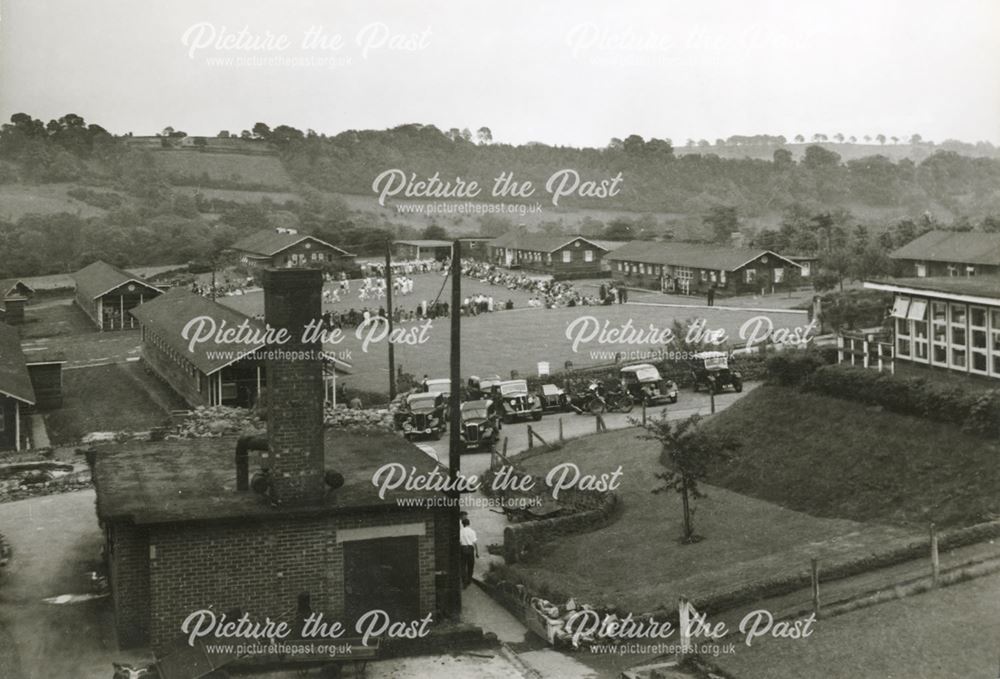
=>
[635,413,739,544]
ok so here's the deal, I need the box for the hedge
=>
[802,365,1000,438]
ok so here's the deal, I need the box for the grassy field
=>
[18,302,94,339]
[0,183,107,220]
[43,363,182,443]
[511,428,913,614]
[152,149,293,189]
[217,276,808,395]
[714,572,1000,679]
[705,386,1000,526]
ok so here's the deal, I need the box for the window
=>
[896,318,911,358]
[744,268,757,283]
[967,266,976,276]
[562,250,572,263]
[970,306,988,374]
[915,263,927,277]
[891,297,910,319]
[773,267,784,283]
[931,301,948,366]
[950,303,968,370]
[584,250,594,262]
[991,308,1000,377]
[700,270,708,282]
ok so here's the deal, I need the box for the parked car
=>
[395,392,448,440]
[421,377,452,398]
[620,363,678,405]
[689,351,743,394]
[466,374,504,400]
[538,383,571,412]
[493,379,543,423]
[459,399,501,451]
[581,380,634,414]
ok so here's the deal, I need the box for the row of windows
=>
[915,262,979,278]
[893,296,1000,376]
[498,248,595,264]
[144,327,199,378]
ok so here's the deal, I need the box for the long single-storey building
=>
[865,276,1000,380]
[606,240,802,294]
[94,269,456,651]
[130,287,270,408]
[394,239,453,261]
[73,261,162,330]
[231,229,356,280]
[890,230,1000,278]
[0,321,35,451]
[486,233,614,279]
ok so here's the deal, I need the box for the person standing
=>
[707,283,716,307]
[459,517,478,588]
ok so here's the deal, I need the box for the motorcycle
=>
[568,380,634,415]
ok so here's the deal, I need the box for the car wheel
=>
[734,381,743,393]
[670,395,678,404]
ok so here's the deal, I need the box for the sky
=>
[1,0,998,147]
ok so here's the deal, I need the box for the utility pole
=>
[384,240,396,400]
[448,239,463,615]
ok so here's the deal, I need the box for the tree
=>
[773,148,794,167]
[876,134,886,145]
[848,136,857,143]
[636,413,739,543]
[819,246,853,291]
[890,136,899,145]
[910,133,923,144]
[252,122,271,140]
[217,130,230,138]
[863,135,872,143]
[802,145,841,170]
[794,134,805,143]
[833,133,845,143]
[476,127,492,144]
[703,206,739,243]
[421,224,448,240]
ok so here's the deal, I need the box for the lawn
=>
[510,428,913,615]
[153,149,293,189]
[705,386,1000,527]
[18,301,94,339]
[714,572,1000,679]
[217,276,808,395]
[0,183,107,220]
[43,363,183,444]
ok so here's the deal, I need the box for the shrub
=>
[803,364,1000,435]
[764,349,829,386]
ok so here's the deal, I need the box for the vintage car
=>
[395,392,448,440]
[538,383,571,412]
[459,399,501,451]
[493,379,543,423]
[689,351,743,394]
[466,374,503,401]
[421,377,452,398]
[620,363,679,405]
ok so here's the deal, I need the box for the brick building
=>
[94,269,456,651]
[0,321,34,451]
[486,233,614,279]
[231,229,356,281]
[605,240,802,294]
[890,230,1000,278]
[73,261,163,330]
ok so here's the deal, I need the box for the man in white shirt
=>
[459,518,478,588]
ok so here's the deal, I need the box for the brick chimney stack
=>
[261,268,326,504]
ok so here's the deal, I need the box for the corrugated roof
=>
[606,240,800,271]
[490,232,609,253]
[890,230,1000,265]
[73,261,161,300]
[0,322,35,404]
[130,287,268,375]
[231,230,355,257]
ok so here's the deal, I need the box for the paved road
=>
[422,383,757,476]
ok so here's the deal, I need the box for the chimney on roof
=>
[261,268,326,504]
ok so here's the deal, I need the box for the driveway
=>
[0,490,143,679]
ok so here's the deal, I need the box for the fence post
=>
[502,437,508,458]
[642,400,647,426]
[527,425,534,450]
[558,417,564,443]
[810,558,821,617]
[930,522,940,586]
[678,597,693,656]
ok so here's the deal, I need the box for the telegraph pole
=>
[384,240,396,400]
[448,239,463,615]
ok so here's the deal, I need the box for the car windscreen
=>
[463,407,489,419]
[633,367,661,382]
[499,381,527,395]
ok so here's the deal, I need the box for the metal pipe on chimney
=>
[235,434,269,491]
